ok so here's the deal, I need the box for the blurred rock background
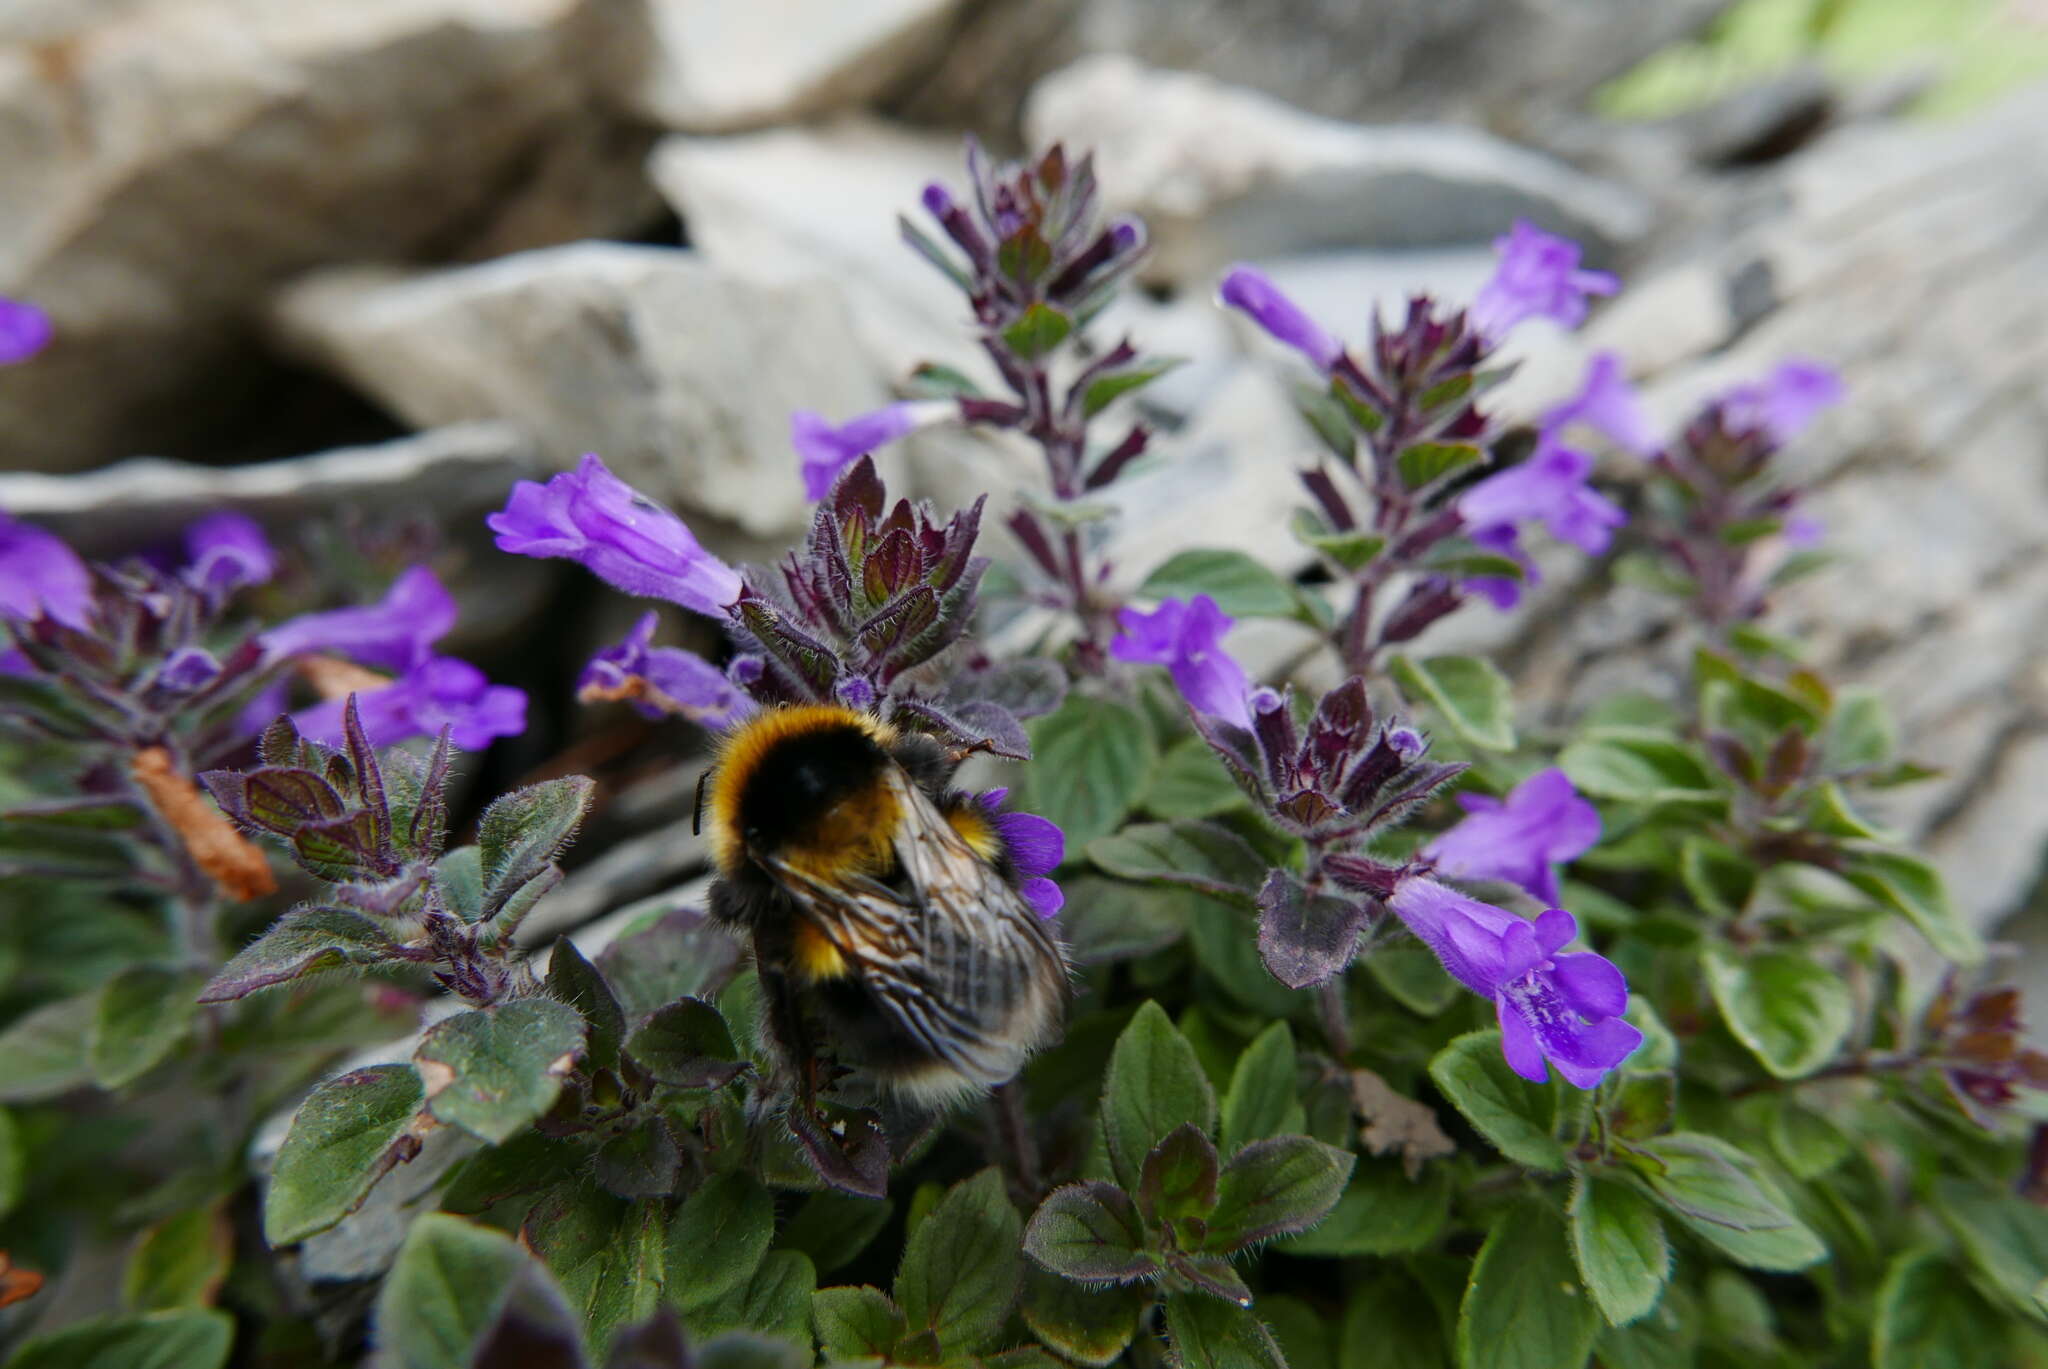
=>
[4,0,2048,986]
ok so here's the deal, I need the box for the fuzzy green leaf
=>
[1282,1155,1451,1257]
[1145,737,1250,821]
[416,999,586,1144]
[1934,1176,2048,1321]
[545,939,625,1071]
[895,1168,1023,1355]
[1205,1135,1354,1252]
[0,992,96,1101]
[1003,302,1074,361]
[200,905,399,1002]
[1219,1021,1305,1154]
[812,1284,905,1359]
[266,1064,426,1246]
[1102,1001,1218,1192]
[1703,946,1852,1079]
[1570,1174,1670,1326]
[377,1213,532,1369]
[1428,1031,1564,1171]
[1012,695,1157,849]
[1457,1203,1601,1369]
[477,776,594,910]
[1390,654,1516,751]
[1086,820,1265,905]
[1021,1268,1149,1367]
[1165,1292,1286,1367]
[3,1310,233,1369]
[1022,1182,1155,1284]
[1630,1133,1826,1271]
[525,1186,667,1353]
[124,1206,231,1312]
[1559,731,1721,806]
[668,1174,775,1314]
[88,966,203,1089]
[1083,356,1186,417]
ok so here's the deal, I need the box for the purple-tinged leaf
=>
[232,767,348,835]
[477,776,595,909]
[545,939,625,1071]
[201,906,401,1002]
[1164,1251,1252,1307]
[605,1306,694,1369]
[1256,869,1374,989]
[265,1065,427,1245]
[1139,1123,1221,1226]
[339,694,393,860]
[1023,1182,1155,1284]
[856,585,940,663]
[1204,1136,1355,1252]
[625,997,744,1090]
[468,1261,586,1369]
[292,810,401,881]
[861,527,924,606]
[786,1104,890,1199]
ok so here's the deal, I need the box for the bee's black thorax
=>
[730,721,890,862]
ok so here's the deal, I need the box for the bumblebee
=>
[701,703,1069,1107]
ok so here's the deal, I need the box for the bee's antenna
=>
[693,766,711,836]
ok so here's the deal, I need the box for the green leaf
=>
[1593,1283,1698,1369]
[1086,820,1265,905]
[1012,696,1157,850]
[545,939,626,1071]
[812,1284,905,1358]
[87,966,203,1089]
[1140,1124,1221,1225]
[1163,1292,1286,1368]
[1339,1269,1451,1368]
[1020,1268,1149,1366]
[693,1332,805,1369]
[1765,1099,1853,1180]
[525,1186,667,1352]
[1205,1135,1354,1252]
[377,1213,533,1369]
[1840,849,1983,964]
[896,1168,1023,1355]
[1703,946,1852,1079]
[1397,442,1486,490]
[1456,1203,1601,1369]
[1291,509,1386,573]
[1570,1175,1669,1327]
[124,1205,231,1312]
[1823,687,1895,773]
[1102,1001,1218,1192]
[1629,1133,1826,1271]
[265,1064,426,1246]
[1138,548,1301,619]
[477,776,594,910]
[1002,302,1074,361]
[1559,731,1721,805]
[1363,946,1461,1016]
[1803,780,1893,840]
[1933,1176,2048,1320]
[2,1310,233,1369]
[1390,654,1516,751]
[1057,875,1190,964]
[1145,737,1250,821]
[1022,1182,1155,1284]
[778,1192,895,1275]
[416,999,586,1144]
[669,1173,775,1314]
[1677,837,1754,918]
[1282,1154,1451,1257]
[626,996,744,1090]
[200,905,399,1002]
[0,991,96,1101]
[0,1108,19,1220]
[1873,1249,1997,1369]
[1083,356,1186,418]
[1427,1031,1564,1171]
[689,1249,814,1346]
[1219,1021,1305,1153]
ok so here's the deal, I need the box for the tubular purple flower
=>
[1425,767,1600,906]
[1469,220,1618,340]
[1543,351,1659,457]
[981,787,1066,918]
[153,646,224,694]
[578,611,753,727]
[1458,441,1626,556]
[183,512,276,593]
[1388,878,1642,1087]
[1462,525,1538,610]
[0,511,93,630]
[0,297,52,365]
[293,657,526,751]
[792,401,954,501]
[1110,593,1251,728]
[261,564,456,671]
[1218,265,1341,371]
[1720,359,1845,443]
[488,454,742,618]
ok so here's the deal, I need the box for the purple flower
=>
[182,512,276,594]
[293,657,526,751]
[488,454,742,618]
[0,298,52,366]
[1425,767,1600,906]
[153,646,223,694]
[1463,524,1540,611]
[1218,266,1341,371]
[1784,513,1824,548]
[981,787,1065,918]
[577,611,754,727]
[1110,594,1251,727]
[261,565,456,671]
[1542,351,1659,457]
[1459,441,1626,557]
[0,512,93,631]
[1388,878,1642,1087]
[1720,359,1844,443]
[1470,221,1618,340]
[792,401,952,501]
[0,649,34,677]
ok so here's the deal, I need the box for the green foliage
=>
[1389,654,1517,750]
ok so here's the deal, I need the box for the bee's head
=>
[705,704,899,877]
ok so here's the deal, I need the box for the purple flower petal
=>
[1550,951,1627,1020]
[1111,594,1251,727]
[1497,970,1642,1088]
[293,656,526,750]
[1459,441,1625,558]
[0,512,93,631]
[1534,906,1578,956]
[154,646,222,693]
[261,564,456,671]
[792,401,952,501]
[488,454,742,617]
[1218,266,1341,371]
[1498,919,1545,980]
[1020,876,1064,919]
[0,649,32,677]
[183,512,277,593]
[1425,767,1601,905]
[577,611,753,727]
[994,809,1065,878]
[0,298,52,366]
[1542,351,1660,457]
[1470,220,1618,340]
[1497,996,1550,1082]
[1721,359,1844,444]
[1387,878,1517,998]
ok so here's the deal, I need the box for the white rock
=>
[0,0,630,473]
[1022,55,1652,286]
[270,243,889,539]
[603,0,964,131]
[649,119,978,377]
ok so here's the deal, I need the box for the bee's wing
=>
[766,768,1066,1087]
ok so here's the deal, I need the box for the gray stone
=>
[0,0,643,473]
[598,0,965,132]
[270,242,890,540]
[1022,56,1653,287]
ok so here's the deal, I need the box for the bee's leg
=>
[755,964,821,1110]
